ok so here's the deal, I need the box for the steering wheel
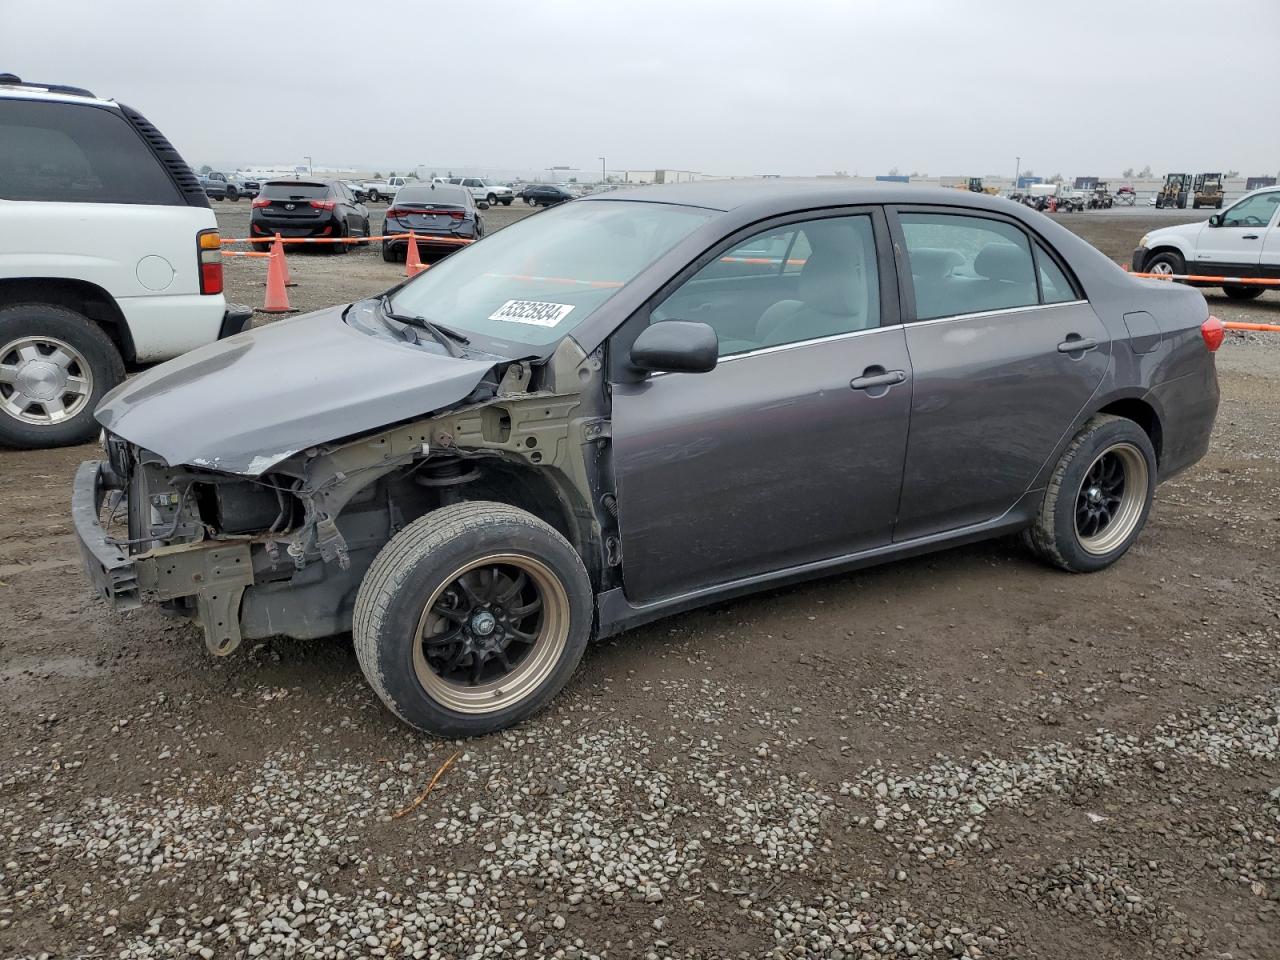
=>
[1234,215,1265,227]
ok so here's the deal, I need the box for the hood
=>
[96,302,501,476]
[1145,220,1206,245]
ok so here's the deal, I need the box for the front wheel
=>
[354,502,593,737]
[1143,250,1184,277]
[0,303,125,449]
[501,198,512,206]
[1024,415,1157,573]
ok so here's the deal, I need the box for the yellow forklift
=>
[1155,173,1191,209]
[1192,173,1224,209]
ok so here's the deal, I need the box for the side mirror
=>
[630,320,718,374]
[477,201,490,210]
[1208,214,1222,227]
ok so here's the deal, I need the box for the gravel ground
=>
[1,205,1278,959]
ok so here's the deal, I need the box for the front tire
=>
[1143,250,1184,277]
[1024,415,1157,573]
[501,197,512,206]
[0,303,125,449]
[354,502,593,737]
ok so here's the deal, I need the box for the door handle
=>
[850,368,907,390]
[1057,335,1098,354]
[1243,234,1260,240]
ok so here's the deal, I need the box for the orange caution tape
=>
[220,233,473,246]
[1223,322,1280,332]
[1131,271,1280,286]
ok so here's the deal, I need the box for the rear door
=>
[611,209,913,603]
[1195,191,1280,274]
[889,207,1111,541]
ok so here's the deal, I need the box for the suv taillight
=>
[251,196,270,208]
[309,199,337,211]
[1200,315,1224,351]
[197,229,223,295]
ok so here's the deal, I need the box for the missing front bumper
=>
[72,460,255,656]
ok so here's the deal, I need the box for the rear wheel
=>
[501,197,512,206]
[1024,415,1156,573]
[226,187,239,202]
[354,502,593,737]
[486,193,497,206]
[0,303,124,449]
[1223,284,1265,301]
[368,189,381,203]
[333,224,349,254]
[382,242,398,262]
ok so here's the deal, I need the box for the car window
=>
[652,215,881,358]
[261,181,330,199]
[1222,192,1280,228]
[387,200,714,351]
[899,213,1037,320]
[1036,244,1077,303]
[0,99,183,205]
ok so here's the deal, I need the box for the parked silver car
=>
[74,183,1221,737]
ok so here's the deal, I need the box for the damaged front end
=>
[74,343,615,656]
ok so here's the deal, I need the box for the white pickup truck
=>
[361,177,410,203]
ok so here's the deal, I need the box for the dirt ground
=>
[1,204,1278,960]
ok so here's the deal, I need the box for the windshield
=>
[387,200,715,351]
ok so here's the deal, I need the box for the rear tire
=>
[353,502,593,737]
[382,242,397,262]
[1223,284,1265,301]
[1023,415,1157,573]
[501,198,512,206]
[227,187,239,202]
[368,189,381,203]
[0,303,125,449]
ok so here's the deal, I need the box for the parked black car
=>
[522,184,574,207]
[382,182,484,262]
[250,180,370,252]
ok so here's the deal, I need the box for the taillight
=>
[251,196,270,208]
[197,229,223,295]
[309,199,337,211]
[385,208,402,220]
[450,210,465,220]
[1200,315,1224,351]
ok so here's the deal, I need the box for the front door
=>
[890,208,1111,541]
[610,211,913,604]
[1196,191,1280,274]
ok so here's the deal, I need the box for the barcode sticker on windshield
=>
[488,299,575,327]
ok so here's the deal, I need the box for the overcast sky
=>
[3,0,1278,178]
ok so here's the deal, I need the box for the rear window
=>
[0,99,183,204]
[397,185,468,206]
[261,181,330,199]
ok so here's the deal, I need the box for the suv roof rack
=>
[0,73,98,99]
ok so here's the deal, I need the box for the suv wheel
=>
[354,502,592,737]
[226,187,239,202]
[0,303,125,449]
[1142,250,1184,277]
[501,197,512,206]
[486,193,497,206]
[1223,284,1265,301]
[367,189,380,203]
[1024,415,1157,573]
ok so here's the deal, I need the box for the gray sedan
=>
[75,182,1221,737]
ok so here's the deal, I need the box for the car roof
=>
[0,74,114,108]
[580,179,1026,217]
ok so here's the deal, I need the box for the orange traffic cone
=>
[258,247,294,314]
[404,231,422,277]
[271,234,296,287]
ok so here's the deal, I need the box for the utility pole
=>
[1014,156,1021,190]
[599,156,606,184]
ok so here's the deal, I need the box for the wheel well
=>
[1097,398,1162,465]
[463,460,600,584]
[0,277,134,361]
[1145,245,1185,266]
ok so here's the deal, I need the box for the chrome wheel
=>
[1075,443,1148,555]
[1147,260,1175,276]
[0,336,93,426]
[413,553,570,715]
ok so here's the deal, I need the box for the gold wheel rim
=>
[1074,442,1148,556]
[412,553,569,715]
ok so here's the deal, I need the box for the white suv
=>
[0,74,250,448]
[1133,186,1280,301]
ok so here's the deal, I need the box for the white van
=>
[0,74,250,448]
